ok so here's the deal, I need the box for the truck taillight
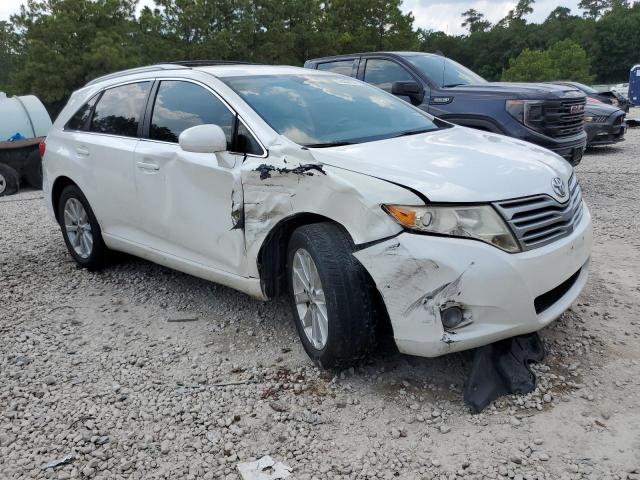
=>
[39,140,46,158]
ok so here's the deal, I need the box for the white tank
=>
[0,92,52,141]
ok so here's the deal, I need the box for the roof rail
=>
[85,64,189,86]
[165,60,254,67]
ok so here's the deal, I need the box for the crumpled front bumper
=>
[354,205,592,358]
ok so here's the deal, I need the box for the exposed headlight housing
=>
[383,204,520,253]
[506,100,544,132]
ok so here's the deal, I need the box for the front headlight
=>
[506,100,544,131]
[383,204,520,253]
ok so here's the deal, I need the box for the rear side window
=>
[363,59,414,92]
[317,60,355,76]
[90,82,151,137]
[150,80,234,147]
[65,94,99,131]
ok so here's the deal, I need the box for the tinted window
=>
[405,55,486,87]
[65,95,99,131]
[363,59,414,92]
[150,80,234,147]
[90,82,151,137]
[236,121,263,156]
[223,74,439,147]
[317,60,354,76]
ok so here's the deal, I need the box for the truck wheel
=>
[58,185,110,270]
[0,164,20,196]
[25,150,43,189]
[287,222,377,369]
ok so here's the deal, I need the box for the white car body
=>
[43,64,592,359]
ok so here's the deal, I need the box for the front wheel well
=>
[258,213,339,299]
[257,214,394,339]
[51,176,77,224]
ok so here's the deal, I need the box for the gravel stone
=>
[1,117,639,479]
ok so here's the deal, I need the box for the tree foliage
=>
[502,40,595,83]
[1,0,639,116]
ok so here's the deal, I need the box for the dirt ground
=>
[1,117,639,480]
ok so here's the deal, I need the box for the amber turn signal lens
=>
[384,205,417,227]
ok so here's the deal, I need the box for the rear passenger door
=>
[82,81,152,239]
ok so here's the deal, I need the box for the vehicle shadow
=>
[584,145,625,156]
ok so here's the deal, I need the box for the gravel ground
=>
[1,119,640,480]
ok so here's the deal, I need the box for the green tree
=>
[579,0,609,19]
[9,0,140,115]
[323,0,418,54]
[502,40,594,82]
[547,39,595,82]
[0,21,18,92]
[591,2,640,81]
[461,9,491,34]
[501,48,558,81]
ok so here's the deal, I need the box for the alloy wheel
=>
[63,198,93,258]
[0,173,6,195]
[292,248,328,350]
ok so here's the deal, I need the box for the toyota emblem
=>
[552,177,567,197]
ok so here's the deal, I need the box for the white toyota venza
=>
[43,62,592,368]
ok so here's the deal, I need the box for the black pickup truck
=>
[304,52,587,165]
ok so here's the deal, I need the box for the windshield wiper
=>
[391,128,434,138]
[442,83,465,88]
[304,141,355,148]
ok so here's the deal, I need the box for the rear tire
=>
[58,185,110,270]
[0,163,20,196]
[286,222,377,369]
[25,150,43,189]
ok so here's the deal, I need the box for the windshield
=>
[405,54,487,88]
[571,82,598,94]
[222,74,440,147]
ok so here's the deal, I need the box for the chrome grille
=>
[493,175,584,251]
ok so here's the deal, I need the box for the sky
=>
[0,0,584,35]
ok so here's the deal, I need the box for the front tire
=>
[287,222,377,369]
[58,185,110,270]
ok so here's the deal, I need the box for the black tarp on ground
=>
[463,333,545,413]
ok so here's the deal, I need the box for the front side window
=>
[223,74,441,147]
[90,82,151,137]
[236,122,264,156]
[363,59,415,92]
[65,94,99,131]
[317,60,355,77]
[150,80,234,147]
[405,54,487,88]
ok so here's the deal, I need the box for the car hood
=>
[447,82,584,100]
[585,102,621,116]
[308,126,573,203]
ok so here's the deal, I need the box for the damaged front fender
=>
[240,139,422,281]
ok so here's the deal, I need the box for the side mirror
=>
[179,124,227,154]
[392,81,424,104]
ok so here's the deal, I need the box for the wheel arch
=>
[257,212,348,298]
[440,115,507,134]
[51,176,78,224]
[257,212,394,338]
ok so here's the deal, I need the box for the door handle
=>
[76,146,90,156]
[136,161,160,171]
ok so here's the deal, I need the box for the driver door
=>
[134,79,247,275]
